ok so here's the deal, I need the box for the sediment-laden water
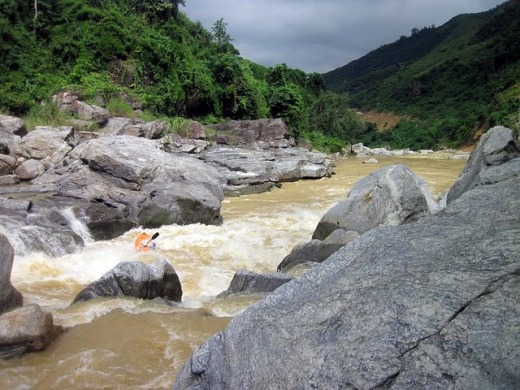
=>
[0,154,466,389]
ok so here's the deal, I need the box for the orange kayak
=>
[135,232,151,252]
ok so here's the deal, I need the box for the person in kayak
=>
[135,232,158,252]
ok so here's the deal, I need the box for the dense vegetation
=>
[324,0,520,149]
[0,0,367,152]
[1,0,517,152]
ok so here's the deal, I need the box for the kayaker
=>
[135,232,157,252]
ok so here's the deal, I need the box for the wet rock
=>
[277,229,359,273]
[174,135,520,389]
[0,304,63,359]
[0,234,23,315]
[32,136,225,238]
[217,270,294,298]
[0,191,87,257]
[312,163,436,240]
[72,259,183,304]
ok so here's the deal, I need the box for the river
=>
[0,154,466,389]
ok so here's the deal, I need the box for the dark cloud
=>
[184,0,506,73]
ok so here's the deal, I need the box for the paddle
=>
[145,232,160,247]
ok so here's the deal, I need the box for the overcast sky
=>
[183,0,506,74]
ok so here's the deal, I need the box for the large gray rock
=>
[72,259,183,304]
[32,136,225,239]
[0,304,63,359]
[16,126,75,164]
[174,155,520,389]
[200,146,332,196]
[313,163,436,240]
[99,118,167,139]
[217,270,294,298]
[206,118,292,146]
[447,126,520,204]
[0,234,23,315]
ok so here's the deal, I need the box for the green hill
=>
[324,0,520,148]
[0,0,332,141]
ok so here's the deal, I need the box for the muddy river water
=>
[0,154,467,389]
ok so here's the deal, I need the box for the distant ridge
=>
[323,0,519,145]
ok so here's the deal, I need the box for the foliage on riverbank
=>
[0,0,370,153]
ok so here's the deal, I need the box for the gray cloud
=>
[184,0,506,73]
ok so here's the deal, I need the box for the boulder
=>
[174,146,520,389]
[187,121,206,140]
[0,304,63,359]
[0,234,23,315]
[71,100,109,125]
[0,154,18,175]
[217,270,294,298]
[0,115,27,137]
[0,115,26,156]
[312,163,436,241]
[447,126,520,204]
[277,229,359,273]
[72,259,183,304]
[32,135,225,239]
[100,118,167,139]
[53,91,79,113]
[200,146,332,195]
[16,126,75,164]
[206,118,292,146]
[14,159,46,180]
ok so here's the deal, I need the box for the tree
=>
[129,0,186,21]
[211,18,237,53]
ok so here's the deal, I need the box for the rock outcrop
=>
[206,118,293,147]
[447,125,520,204]
[174,127,520,389]
[312,163,436,240]
[200,146,332,196]
[0,304,63,359]
[72,259,183,304]
[0,234,23,315]
[0,112,332,250]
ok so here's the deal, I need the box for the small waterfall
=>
[60,207,94,244]
[0,207,90,257]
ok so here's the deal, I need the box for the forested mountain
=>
[324,0,520,148]
[1,0,369,151]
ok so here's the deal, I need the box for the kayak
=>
[135,232,152,252]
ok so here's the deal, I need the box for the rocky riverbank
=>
[0,94,333,256]
[174,126,520,389]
